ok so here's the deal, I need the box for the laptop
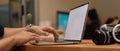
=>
[31,3,89,45]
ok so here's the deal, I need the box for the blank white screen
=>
[64,4,89,40]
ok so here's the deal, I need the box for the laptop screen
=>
[64,3,89,41]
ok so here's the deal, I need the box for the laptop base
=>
[30,41,80,46]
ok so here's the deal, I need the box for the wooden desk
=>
[12,40,120,51]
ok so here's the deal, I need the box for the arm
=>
[0,36,15,51]
[3,26,59,41]
[0,31,40,51]
[3,28,26,38]
[0,25,58,51]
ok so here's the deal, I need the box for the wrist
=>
[9,36,17,46]
[26,24,32,31]
[30,26,37,31]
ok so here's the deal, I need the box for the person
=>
[84,8,101,39]
[0,24,59,51]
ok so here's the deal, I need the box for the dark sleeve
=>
[0,24,4,37]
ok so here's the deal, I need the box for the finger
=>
[32,29,50,36]
[39,30,50,36]
[30,35,38,40]
[30,34,42,40]
[29,36,42,44]
[34,36,42,43]
[27,32,39,40]
[45,26,59,41]
[45,26,59,35]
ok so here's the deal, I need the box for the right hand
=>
[30,26,59,42]
[11,31,41,46]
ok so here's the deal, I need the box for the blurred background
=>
[0,0,120,39]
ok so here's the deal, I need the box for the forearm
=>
[4,27,26,38]
[0,36,16,51]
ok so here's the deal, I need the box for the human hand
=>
[30,26,59,42]
[12,31,41,46]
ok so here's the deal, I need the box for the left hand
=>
[30,26,59,42]
[12,31,41,46]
